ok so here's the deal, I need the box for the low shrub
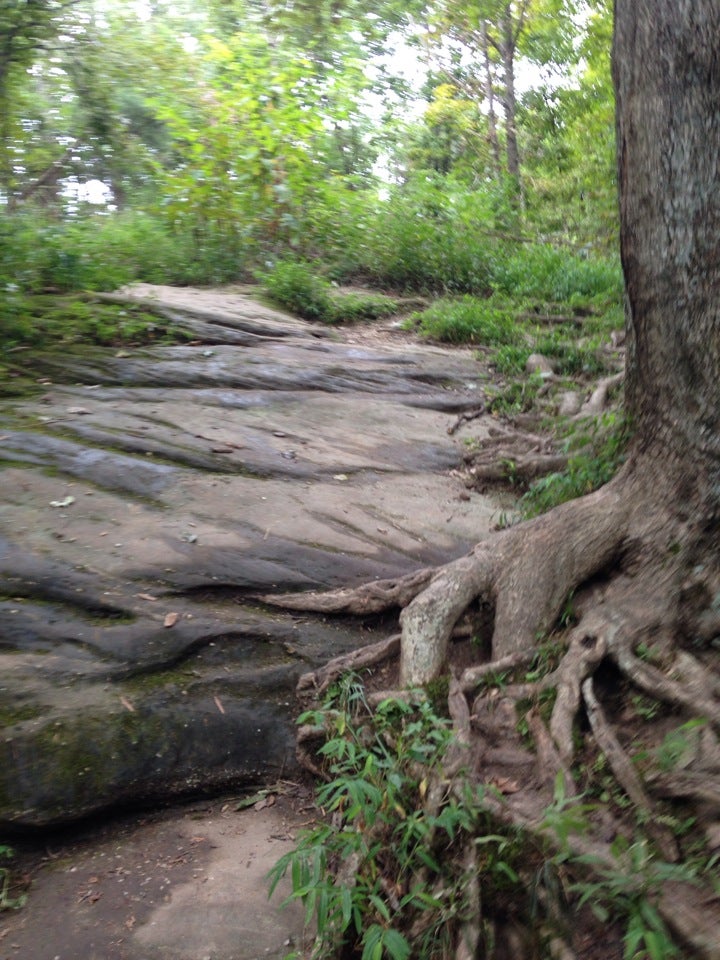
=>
[411,295,520,345]
[269,677,533,960]
[491,243,622,303]
[258,259,335,321]
[260,260,398,324]
[0,208,250,296]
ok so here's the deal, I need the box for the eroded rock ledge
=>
[0,285,501,830]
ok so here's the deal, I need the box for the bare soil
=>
[1,787,313,960]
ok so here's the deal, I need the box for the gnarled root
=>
[461,422,570,486]
[258,567,436,614]
[282,466,720,959]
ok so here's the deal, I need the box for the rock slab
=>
[0,284,500,830]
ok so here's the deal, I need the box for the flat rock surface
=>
[0,284,501,831]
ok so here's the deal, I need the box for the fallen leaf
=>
[488,776,520,795]
[125,915,136,930]
[49,496,75,508]
[214,696,225,714]
[115,350,130,358]
[333,473,349,481]
[66,406,91,415]
[137,593,158,601]
[236,789,269,810]
[163,612,179,628]
[120,696,135,713]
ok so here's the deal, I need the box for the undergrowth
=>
[269,676,689,960]
[0,844,26,911]
[519,412,631,517]
[259,260,398,325]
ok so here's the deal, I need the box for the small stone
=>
[525,353,555,377]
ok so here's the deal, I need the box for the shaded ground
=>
[1,788,312,960]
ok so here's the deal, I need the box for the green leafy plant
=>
[542,778,692,960]
[565,837,694,960]
[269,676,530,959]
[520,412,630,517]
[0,845,26,911]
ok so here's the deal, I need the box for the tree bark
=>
[614,1,720,479]
[481,19,502,177]
[499,5,522,198]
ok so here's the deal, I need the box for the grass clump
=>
[260,260,335,321]
[520,412,630,517]
[260,260,397,324]
[410,295,520,346]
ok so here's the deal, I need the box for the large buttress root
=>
[400,480,629,685]
[278,466,720,958]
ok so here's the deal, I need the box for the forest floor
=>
[4,284,716,960]
[1,784,316,960]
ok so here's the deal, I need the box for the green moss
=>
[123,666,197,694]
[0,708,171,816]
[0,704,46,727]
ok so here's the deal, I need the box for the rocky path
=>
[0,284,502,833]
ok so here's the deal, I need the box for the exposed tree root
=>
[282,465,720,959]
[258,567,436,615]
[582,676,679,862]
[577,372,624,417]
[447,405,486,436]
[455,363,624,491]
[460,422,569,487]
[297,633,401,697]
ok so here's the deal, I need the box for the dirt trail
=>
[1,790,311,960]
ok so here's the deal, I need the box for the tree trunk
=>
[481,19,502,177]
[614,1,720,476]
[499,6,522,198]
